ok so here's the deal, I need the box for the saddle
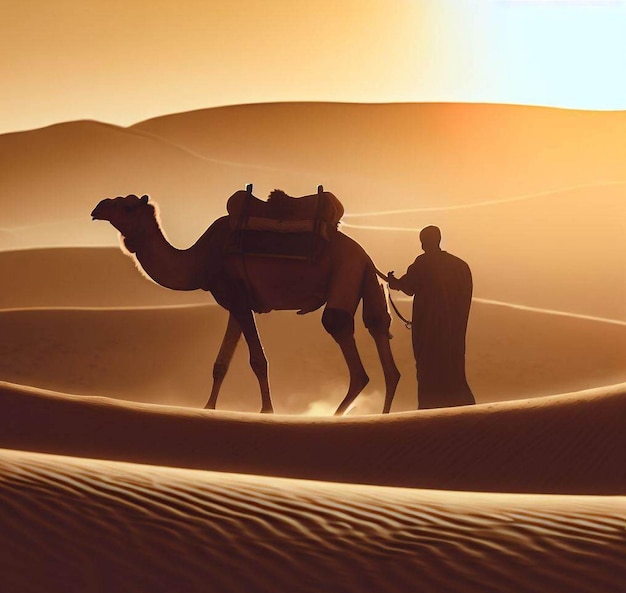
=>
[226,185,344,260]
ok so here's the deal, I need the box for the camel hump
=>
[226,188,344,233]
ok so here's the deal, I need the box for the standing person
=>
[387,226,475,409]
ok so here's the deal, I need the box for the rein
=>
[375,268,412,330]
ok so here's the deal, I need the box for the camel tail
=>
[374,267,388,282]
[372,265,412,330]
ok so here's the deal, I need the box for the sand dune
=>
[133,103,626,205]
[1,103,623,322]
[344,182,626,321]
[1,446,623,593]
[1,103,624,253]
[6,104,624,229]
[1,380,623,495]
[0,247,208,309]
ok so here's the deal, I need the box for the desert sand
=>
[1,447,624,593]
[1,102,624,591]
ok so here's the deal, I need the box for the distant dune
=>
[1,446,623,593]
[345,181,626,320]
[0,247,208,309]
[132,103,626,207]
[1,103,623,320]
[1,302,624,411]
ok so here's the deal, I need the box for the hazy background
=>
[1,0,624,413]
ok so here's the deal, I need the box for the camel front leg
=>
[205,313,242,410]
[232,308,273,413]
[322,308,369,416]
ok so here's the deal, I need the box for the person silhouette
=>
[387,226,475,409]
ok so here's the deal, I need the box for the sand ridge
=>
[1,381,624,495]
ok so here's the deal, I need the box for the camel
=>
[91,187,400,415]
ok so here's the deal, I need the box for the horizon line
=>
[3,98,626,136]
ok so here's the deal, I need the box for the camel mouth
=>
[91,200,110,221]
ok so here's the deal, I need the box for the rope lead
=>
[375,267,412,330]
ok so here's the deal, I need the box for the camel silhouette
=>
[91,187,400,415]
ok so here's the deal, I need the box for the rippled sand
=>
[1,448,624,593]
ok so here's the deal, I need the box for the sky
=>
[1,0,626,134]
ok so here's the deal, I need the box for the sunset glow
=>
[2,0,625,134]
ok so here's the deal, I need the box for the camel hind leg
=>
[322,232,397,414]
[322,308,370,416]
[362,267,400,413]
[322,236,372,415]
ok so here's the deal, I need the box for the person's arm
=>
[387,266,416,296]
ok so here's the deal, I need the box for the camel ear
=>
[140,195,149,204]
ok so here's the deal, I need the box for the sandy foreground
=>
[1,447,624,593]
[1,381,624,592]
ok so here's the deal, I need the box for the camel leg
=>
[322,308,369,416]
[370,331,400,413]
[205,313,242,410]
[362,279,401,413]
[232,308,273,414]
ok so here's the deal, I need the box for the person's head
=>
[419,225,441,253]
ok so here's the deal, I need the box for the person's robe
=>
[394,250,475,409]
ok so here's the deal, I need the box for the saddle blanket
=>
[225,188,344,259]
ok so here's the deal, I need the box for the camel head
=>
[91,194,153,253]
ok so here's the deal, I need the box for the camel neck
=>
[130,217,205,292]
